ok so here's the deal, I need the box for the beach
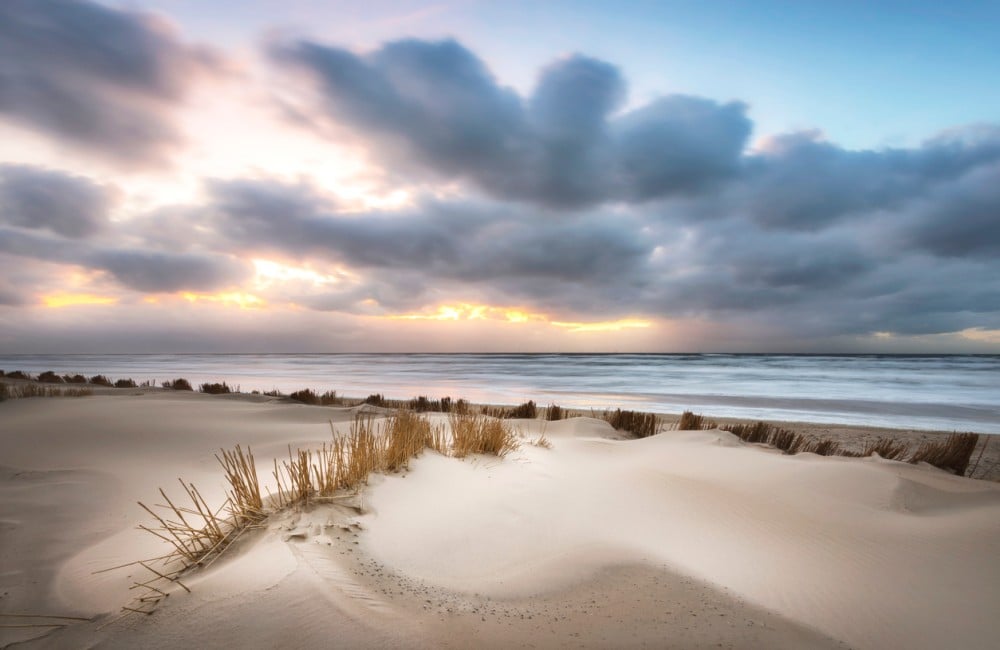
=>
[1,386,998,649]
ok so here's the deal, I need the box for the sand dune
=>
[1,393,998,649]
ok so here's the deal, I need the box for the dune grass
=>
[722,420,808,453]
[451,413,520,458]
[720,418,980,472]
[200,381,233,395]
[482,400,538,419]
[288,388,342,405]
[862,437,910,460]
[605,408,662,438]
[384,410,433,471]
[909,433,979,476]
[0,381,93,399]
[545,404,566,421]
[163,378,193,391]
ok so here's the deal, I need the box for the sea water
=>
[1,353,997,433]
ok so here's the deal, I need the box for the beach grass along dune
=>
[1,390,998,649]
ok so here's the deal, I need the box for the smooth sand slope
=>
[1,393,998,649]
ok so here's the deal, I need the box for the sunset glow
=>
[181,292,267,309]
[386,303,652,333]
[41,293,118,308]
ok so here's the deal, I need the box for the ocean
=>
[1,353,997,433]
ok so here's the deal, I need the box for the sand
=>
[1,391,998,649]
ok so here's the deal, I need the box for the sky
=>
[1,0,999,353]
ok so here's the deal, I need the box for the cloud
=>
[0,224,248,294]
[901,162,1000,257]
[207,179,654,308]
[738,127,1000,231]
[86,250,248,293]
[0,284,24,306]
[614,96,750,199]
[0,164,112,238]
[0,0,219,165]
[198,169,1000,342]
[273,38,751,208]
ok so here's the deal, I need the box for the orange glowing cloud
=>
[550,319,652,333]
[41,293,119,308]
[385,302,652,332]
[181,291,266,309]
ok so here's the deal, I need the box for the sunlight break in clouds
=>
[387,303,652,333]
[181,292,266,309]
[41,293,118,308]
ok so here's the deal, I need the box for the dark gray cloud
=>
[737,128,1000,231]
[273,38,750,208]
[614,96,750,199]
[87,250,247,293]
[211,179,474,271]
[0,0,218,165]
[0,165,112,238]
[0,225,248,294]
[901,163,1000,258]
[0,284,24,306]
[208,179,653,300]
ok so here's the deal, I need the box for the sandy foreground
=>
[1,392,998,649]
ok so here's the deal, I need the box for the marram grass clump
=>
[450,413,520,458]
[605,408,662,438]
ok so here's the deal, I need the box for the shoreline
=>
[2,353,997,434]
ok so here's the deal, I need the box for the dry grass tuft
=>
[90,374,113,386]
[863,437,910,460]
[677,411,715,431]
[200,381,232,394]
[6,370,32,380]
[164,378,193,391]
[216,446,264,525]
[64,373,88,383]
[0,382,92,399]
[289,388,341,405]
[802,439,842,456]
[426,421,450,454]
[545,404,566,421]
[451,413,520,458]
[605,408,662,438]
[385,410,432,471]
[909,433,979,476]
[38,371,64,383]
[506,400,537,419]
[723,420,770,443]
[722,421,805,454]
[482,400,538,419]
[115,378,138,388]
